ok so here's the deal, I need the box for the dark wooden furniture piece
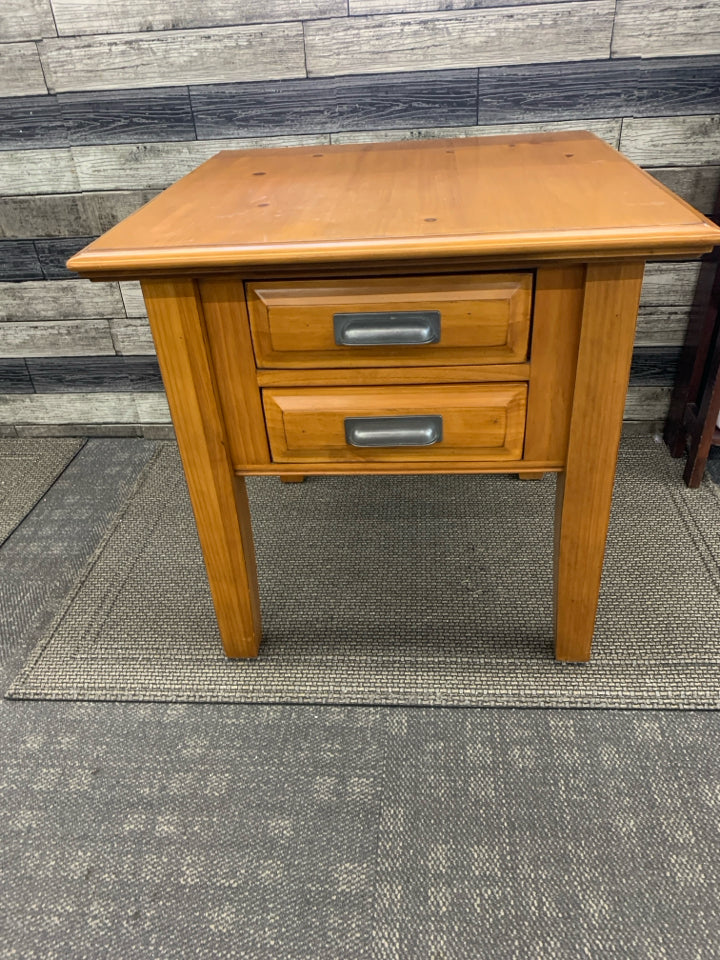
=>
[68,132,720,662]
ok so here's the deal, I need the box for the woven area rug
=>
[0,438,84,546]
[7,437,720,708]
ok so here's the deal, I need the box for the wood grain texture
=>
[554,261,644,661]
[624,385,671,419]
[629,347,681,386]
[133,393,170,421]
[0,0,55,42]
[119,281,146,317]
[635,306,691,347]
[71,135,330,191]
[191,70,477,139]
[35,237,96,279]
[0,148,78,196]
[331,118,622,148]
[141,277,262,657]
[256,363,531,387]
[0,94,67,151]
[304,3,615,77]
[58,87,194,146]
[0,242,43,281]
[613,0,720,58]
[475,55,720,123]
[0,392,137,423]
[247,273,532,368]
[27,356,162,393]
[69,134,719,278]
[49,0,345,35]
[0,360,32,394]
[641,262,701,306]
[0,279,124,321]
[351,0,570,9]
[262,383,528,462]
[621,116,720,167]
[0,319,115,358]
[0,42,48,98]
[0,191,157,240]
[39,23,307,94]
[109,316,155,355]
[647,167,720,217]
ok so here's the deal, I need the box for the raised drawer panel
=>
[263,383,527,462]
[246,273,533,368]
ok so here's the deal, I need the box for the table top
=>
[68,131,720,278]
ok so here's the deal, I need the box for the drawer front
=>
[263,384,527,462]
[247,274,532,368]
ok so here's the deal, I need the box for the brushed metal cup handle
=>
[334,310,441,346]
[344,415,443,447]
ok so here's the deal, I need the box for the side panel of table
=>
[141,278,262,658]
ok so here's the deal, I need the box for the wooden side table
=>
[68,133,720,662]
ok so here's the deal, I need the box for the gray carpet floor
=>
[1,439,720,959]
[7,438,720,708]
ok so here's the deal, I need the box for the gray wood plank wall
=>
[1,0,719,435]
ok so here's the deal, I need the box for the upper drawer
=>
[246,273,533,368]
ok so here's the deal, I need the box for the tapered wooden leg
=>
[280,474,306,483]
[554,262,645,661]
[142,279,262,658]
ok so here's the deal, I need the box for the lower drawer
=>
[262,384,527,462]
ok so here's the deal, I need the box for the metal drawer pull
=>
[334,310,441,346]
[345,415,443,447]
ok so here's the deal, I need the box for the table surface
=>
[68,131,720,276]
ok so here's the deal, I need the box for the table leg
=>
[141,279,262,658]
[554,262,645,661]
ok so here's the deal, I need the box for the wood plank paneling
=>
[475,56,720,123]
[109,317,155,355]
[0,242,43,281]
[0,190,160,239]
[134,392,170,422]
[623,385,671,420]
[613,0,720,59]
[331,118,621,147]
[119,282,146,317]
[0,148,78,196]
[71,135,330,190]
[35,238,97,279]
[641,262,702,306]
[621,115,720,166]
[0,43,48,98]
[191,71,478,139]
[0,95,67,151]
[352,0,567,9]
[39,24,307,94]
[0,279,124,320]
[49,0,345,35]
[646,167,720,217]
[0,360,33,394]
[27,356,162,392]
[635,306,691,347]
[629,347,681,385]
[304,3,615,77]
[0,0,56,42]
[0,392,138,423]
[0,319,116,358]
[58,88,195,146]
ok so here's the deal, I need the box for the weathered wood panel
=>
[0,94,67,151]
[0,0,56,42]
[0,148,78,196]
[646,167,720,217]
[0,242,43,281]
[0,190,159,239]
[304,3,615,76]
[635,306,691,346]
[629,347,681,386]
[58,87,195,146]
[50,0,345,35]
[71,135,331,190]
[35,238,97,279]
[119,282,146,317]
[0,279,124,320]
[475,56,720,123]
[27,356,162,392]
[109,317,155,355]
[134,392,170,422]
[352,0,565,9]
[613,0,720,59]
[0,320,116,358]
[621,116,720,167]
[332,117,621,147]
[191,70,478,139]
[0,43,48,98]
[0,360,33,393]
[14,423,142,436]
[39,24,307,93]
[0,392,138,423]
[623,386,672,420]
[640,262,702,306]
